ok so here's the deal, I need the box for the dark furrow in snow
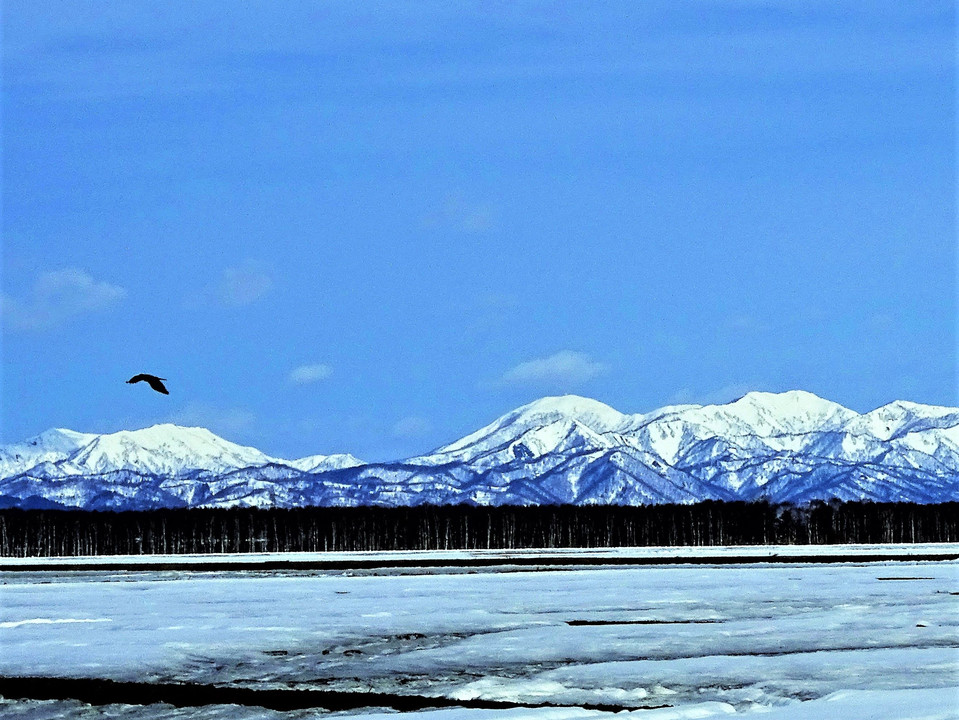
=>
[0,676,671,713]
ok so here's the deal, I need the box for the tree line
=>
[0,500,955,557]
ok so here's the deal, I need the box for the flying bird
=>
[126,374,169,395]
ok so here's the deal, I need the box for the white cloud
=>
[289,363,333,384]
[0,268,126,331]
[391,416,431,439]
[501,351,607,387]
[216,264,272,306]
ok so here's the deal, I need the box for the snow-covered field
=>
[1,548,957,719]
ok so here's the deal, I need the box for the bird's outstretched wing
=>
[146,377,170,394]
[127,374,170,394]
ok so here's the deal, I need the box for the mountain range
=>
[2,391,957,510]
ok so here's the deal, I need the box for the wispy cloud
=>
[422,195,495,233]
[216,264,272,306]
[668,382,771,407]
[501,351,607,387]
[168,403,255,436]
[289,363,333,384]
[0,268,126,331]
[391,415,431,439]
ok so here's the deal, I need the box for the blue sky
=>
[1,1,955,461]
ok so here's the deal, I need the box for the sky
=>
[1,1,955,461]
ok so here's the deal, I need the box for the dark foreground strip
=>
[0,676,667,713]
[3,551,958,573]
[567,619,722,626]
[875,576,936,581]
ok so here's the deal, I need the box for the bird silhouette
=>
[127,374,169,395]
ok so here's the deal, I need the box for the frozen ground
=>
[0,548,957,719]
[4,543,958,568]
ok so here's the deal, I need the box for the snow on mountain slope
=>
[693,390,857,436]
[415,390,861,477]
[0,424,361,484]
[288,453,364,473]
[2,391,957,510]
[847,400,959,441]
[381,390,958,506]
[61,425,276,476]
[425,395,627,463]
[0,429,97,479]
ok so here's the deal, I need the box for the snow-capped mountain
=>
[2,391,957,510]
[0,428,98,480]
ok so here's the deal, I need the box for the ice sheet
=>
[1,557,956,718]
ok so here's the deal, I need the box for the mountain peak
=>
[873,399,958,417]
[431,395,625,460]
[510,395,625,424]
[729,389,848,411]
[289,453,365,473]
[0,427,98,479]
[45,423,276,477]
[3,390,958,509]
[704,390,857,435]
[103,423,226,444]
[34,427,99,447]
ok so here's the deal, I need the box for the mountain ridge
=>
[3,391,957,510]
